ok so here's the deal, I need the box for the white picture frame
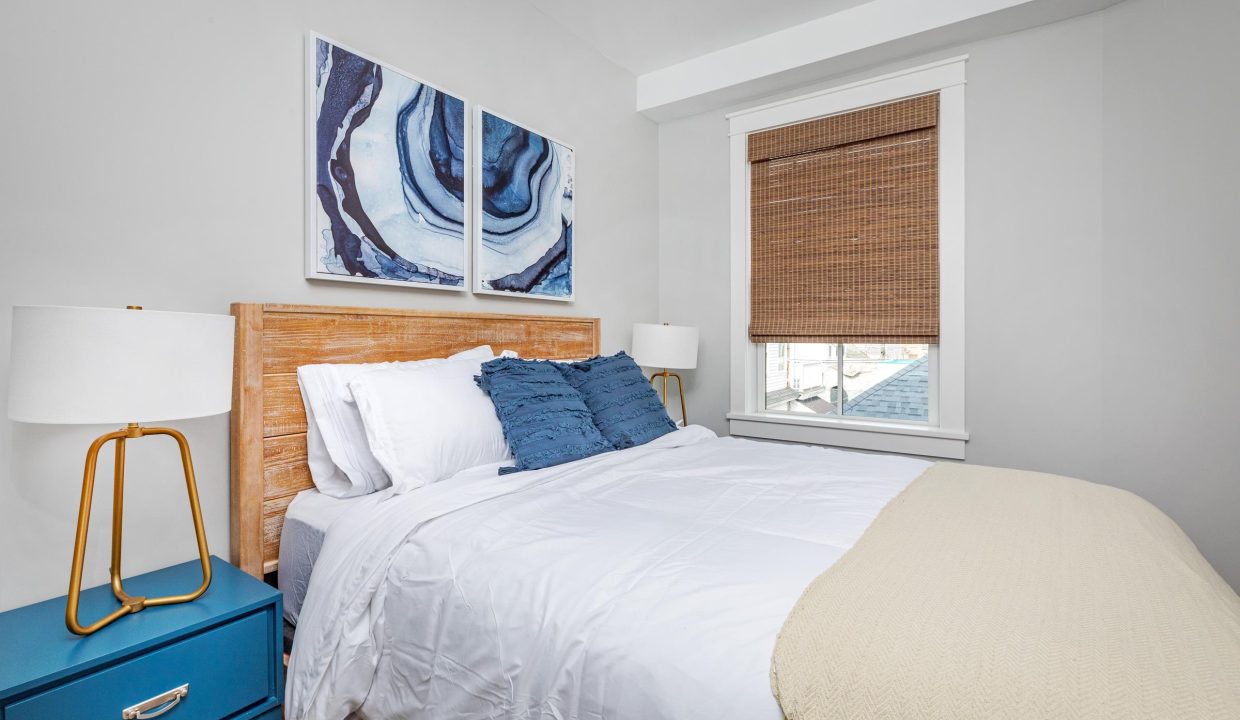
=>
[472,105,575,302]
[305,32,470,291]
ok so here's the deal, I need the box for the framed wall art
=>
[307,34,468,289]
[474,107,574,301]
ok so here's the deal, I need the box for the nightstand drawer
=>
[6,610,272,720]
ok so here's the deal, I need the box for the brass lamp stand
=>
[65,423,212,635]
[649,369,687,425]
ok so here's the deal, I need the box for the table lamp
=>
[7,305,235,635]
[631,322,699,425]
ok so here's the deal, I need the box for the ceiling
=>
[527,0,873,75]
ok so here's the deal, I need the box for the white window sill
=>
[726,411,968,460]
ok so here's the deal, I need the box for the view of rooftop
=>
[764,343,929,422]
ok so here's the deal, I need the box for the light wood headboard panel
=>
[229,303,600,578]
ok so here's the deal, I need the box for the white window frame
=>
[726,56,969,459]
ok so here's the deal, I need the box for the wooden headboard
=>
[229,303,600,578]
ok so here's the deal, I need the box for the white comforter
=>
[286,426,930,719]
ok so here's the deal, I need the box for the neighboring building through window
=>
[764,344,929,421]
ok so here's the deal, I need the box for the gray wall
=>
[659,0,1240,588]
[0,0,659,611]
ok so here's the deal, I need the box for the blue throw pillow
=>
[476,358,614,473]
[556,351,677,449]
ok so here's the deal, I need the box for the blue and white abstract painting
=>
[476,110,574,301]
[308,37,466,288]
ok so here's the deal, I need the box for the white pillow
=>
[348,354,510,493]
[297,345,495,498]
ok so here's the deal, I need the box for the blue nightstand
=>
[0,556,282,719]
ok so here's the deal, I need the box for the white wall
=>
[1094,0,1240,591]
[659,0,1240,588]
[0,0,659,611]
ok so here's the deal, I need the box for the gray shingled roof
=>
[843,356,929,422]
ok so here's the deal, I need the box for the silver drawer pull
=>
[122,684,188,719]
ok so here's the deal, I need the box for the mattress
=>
[277,489,372,624]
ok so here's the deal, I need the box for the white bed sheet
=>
[278,489,381,624]
[286,426,931,720]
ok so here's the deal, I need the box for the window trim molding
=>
[728,56,968,459]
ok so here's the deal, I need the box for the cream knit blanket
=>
[771,462,1240,719]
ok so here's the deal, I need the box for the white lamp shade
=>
[631,323,699,370]
[8,306,235,424]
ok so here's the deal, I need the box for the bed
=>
[230,303,1240,720]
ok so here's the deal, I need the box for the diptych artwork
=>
[305,36,576,300]
[475,109,575,301]
[307,36,467,289]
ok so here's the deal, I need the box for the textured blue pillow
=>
[556,351,677,449]
[476,358,614,474]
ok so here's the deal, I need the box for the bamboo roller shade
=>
[749,93,939,344]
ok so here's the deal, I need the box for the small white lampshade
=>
[631,323,699,370]
[8,306,235,424]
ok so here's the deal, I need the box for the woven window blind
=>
[749,93,940,344]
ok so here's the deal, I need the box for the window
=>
[764,343,930,421]
[727,57,968,458]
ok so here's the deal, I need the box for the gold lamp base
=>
[649,369,687,426]
[66,423,212,635]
